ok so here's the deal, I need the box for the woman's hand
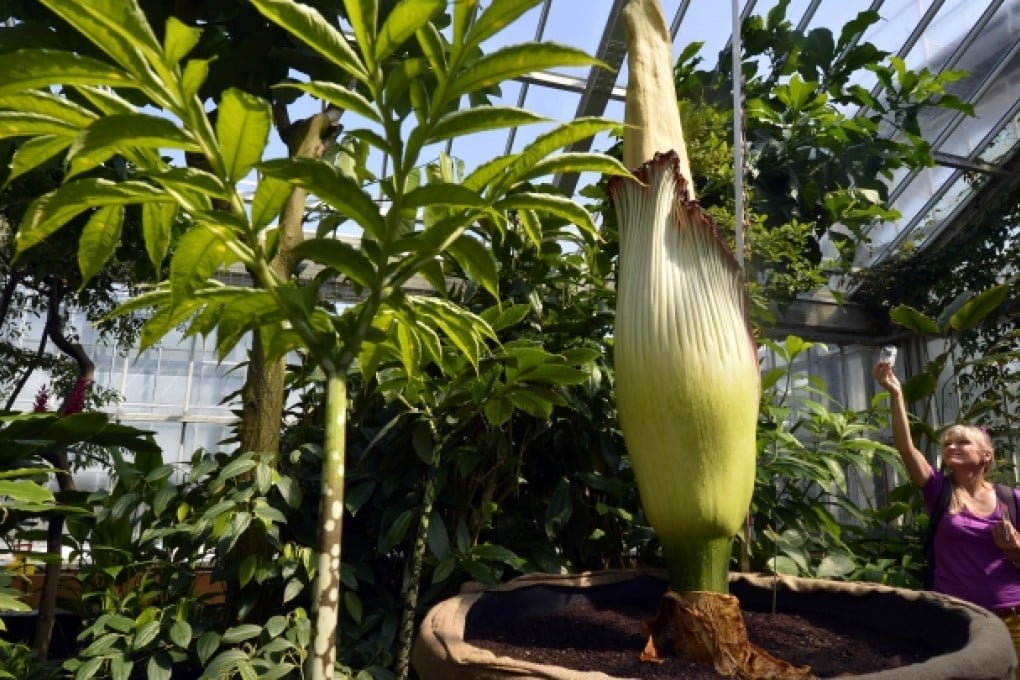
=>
[993,516,1020,568]
[872,360,902,396]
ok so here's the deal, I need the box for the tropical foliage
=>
[0,0,1003,678]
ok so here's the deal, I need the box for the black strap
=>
[995,483,1018,525]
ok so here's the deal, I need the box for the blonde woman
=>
[874,359,1020,675]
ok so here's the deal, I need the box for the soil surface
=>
[466,595,935,679]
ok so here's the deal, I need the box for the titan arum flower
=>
[611,1,811,677]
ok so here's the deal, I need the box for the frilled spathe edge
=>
[608,150,744,280]
[608,149,753,344]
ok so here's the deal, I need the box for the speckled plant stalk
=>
[307,372,347,678]
[611,0,759,595]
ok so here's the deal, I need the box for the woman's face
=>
[942,431,991,470]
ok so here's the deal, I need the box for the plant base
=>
[640,589,812,678]
[412,569,1017,680]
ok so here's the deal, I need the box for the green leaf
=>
[0,480,55,504]
[817,553,856,578]
[415,23,447,77]
[78,205,125,285]
[259,158,386,241]
[0,111,80,138]
[375,0,442,65]
[65,113,199,179]
[132,620,161,650]
[426,105,546,144]
[249,0,369,85]
[518,208,542,248]
[0,91,96,132]
[221,624,262,645]
[463,0,542,53]
[889,304,939,336]
[379,508,413,554]
[902,372,937,403]
[426,510,450,560]
[495,193,596,236]
[218,458,258,482]
[163,16,201,65]
[169,619,192,649]
[480,303,530,332]
[403,182,486,212]
[343,590,364,624]
[544,477,572,539]
[6,135,72,184]
[168,227,230,306]
[494,117,619,192]
[39,0,164,74]
[214,291,286,359]
[196,631,221,665]
[516,152,631,184]
[149,168,226,207]
[0,49,135,95]
[344,0,378,69]
[948,284,1008,332]
[446,234,497,298]
[75,656,105,680]
[144,653,172,680]
[291,238,376,290]
[141,200,176,270]
[507,386,559,419]
[15,179,170,256]
[448,42,600,100]
[471,543,520,565]
[110,657,133,680]
[250,175,292,229]
[275,81,380,124]
[412,298,492,369]
[138,297,202,351]
[182,59,210,101]
[237,555,257,588]
[217,88,271,183]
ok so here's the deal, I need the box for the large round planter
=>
[412,570,1017,679]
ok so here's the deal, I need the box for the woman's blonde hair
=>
[941,423,994,463]
[941,424,996,514]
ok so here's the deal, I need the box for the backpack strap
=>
[930,477,953,534]
[994,483,1018,528]
[922,477,953,589]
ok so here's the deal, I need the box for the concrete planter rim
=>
[412,569,1017,680]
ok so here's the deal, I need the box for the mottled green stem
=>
[394,442,441,680]
[305,372,347,680]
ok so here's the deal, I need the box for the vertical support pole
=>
[731,0,745,270]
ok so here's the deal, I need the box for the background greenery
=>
[0,1,1014,679]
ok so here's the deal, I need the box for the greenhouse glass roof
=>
[335,0,1020,287]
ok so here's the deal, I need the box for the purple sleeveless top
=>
[922,469,1020,610]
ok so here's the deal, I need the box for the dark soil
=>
[466,595,935,679]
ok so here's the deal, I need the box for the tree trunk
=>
[231,109,343,625]
[33,280,90,661]
[238,107,341,457]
